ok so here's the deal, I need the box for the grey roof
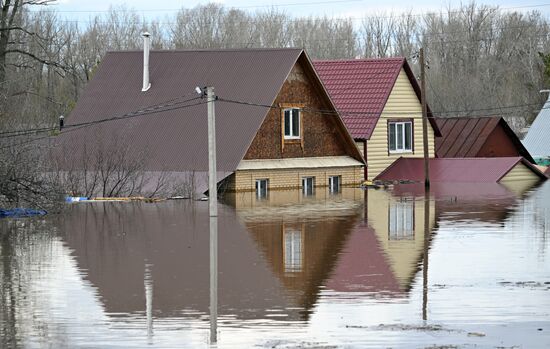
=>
[56,48,306,172]
[523,96,550,158]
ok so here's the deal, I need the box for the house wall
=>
[226,166,363,192]
[366,68,435,180]
[366,189,435,290]
[500,162,541,183]
[243,61,351,160]
[225,187,364,210]
[499,162,542,195]
[477,125,522,158]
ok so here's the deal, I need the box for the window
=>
[389,200,414,240]
[389,121,412,153]
[302,176,315,196]
[255,179,269,199]
[284,108,300,139]
[328,175,341,194]
[284,228,303,273]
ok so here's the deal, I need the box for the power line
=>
[0,92,543,145]
[0,99,208,150]
[63,98,205,129]
[0,93,201,138]
[217,96,543,118]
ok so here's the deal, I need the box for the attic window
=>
[284,108,300,139]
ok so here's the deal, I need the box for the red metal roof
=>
[314,58,440,140]
[374,157,547,182]
[435,116,535,163]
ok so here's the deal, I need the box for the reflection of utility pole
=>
[210,214,218,344]
[422,190,430,321]
[420,48,430,188]
[144,263,153,340]
[206,86,218,344]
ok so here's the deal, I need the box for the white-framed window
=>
[389,121,413,153]
[284,108,300,139]
[284,228,303,273]
[328,175,341,194]
[255,179,269,199]
[302,176,315,196]
[389,200,414,240]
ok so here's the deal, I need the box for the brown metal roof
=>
[374,157,547,182]
[56,48,306,172]
[435,116,535,163]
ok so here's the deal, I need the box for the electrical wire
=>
[0,93,202,138]
[217,96,543,118]
[1,90,543,144]
[0,98,207,149]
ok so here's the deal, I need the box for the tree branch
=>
[4,48,66,70]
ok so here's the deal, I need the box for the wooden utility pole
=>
[207,86,218,344]
[420,48,430,188]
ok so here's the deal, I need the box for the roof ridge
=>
[314,57,405,63]
[434,116,502,119]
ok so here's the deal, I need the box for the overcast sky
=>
[44,0,550,23]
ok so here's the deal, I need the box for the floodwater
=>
[1,182,549,348]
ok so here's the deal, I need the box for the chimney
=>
[141,32,151,92]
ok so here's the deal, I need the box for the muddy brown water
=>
[1,182,549,348]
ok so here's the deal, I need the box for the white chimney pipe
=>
[141,32,151,92]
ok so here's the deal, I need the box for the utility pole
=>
[207,86,218,343]
[206,86,218,344]
[420,47,430,188]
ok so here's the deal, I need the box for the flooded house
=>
[314,58,441,180]
[523,92,550,166]
[56,39,364,197]
[374,157,547,194]
[435,116,535,163]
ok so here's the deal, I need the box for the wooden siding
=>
[243,61,350,160]
[366,68,435,180]
[500,162,542,195]
[500,162,540,183]
[226,166,363,192]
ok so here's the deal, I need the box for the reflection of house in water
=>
[60,183,524,326]
[392,182,527,224]
[239,197,363,318]
[325,189,435,295]
[224,186,365,212]
[60,202,310,321]
[238,188,436,302]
